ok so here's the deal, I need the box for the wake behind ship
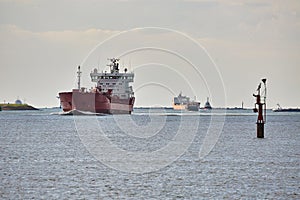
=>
[59,58,135,114]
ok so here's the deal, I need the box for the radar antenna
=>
[107,58,120,73]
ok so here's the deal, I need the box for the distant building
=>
[15,99,22,104]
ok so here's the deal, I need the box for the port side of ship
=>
[59,58,135,114]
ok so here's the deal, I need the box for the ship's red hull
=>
[59,90,135,114]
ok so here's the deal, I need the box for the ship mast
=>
[107,58,120,74]
[77,66,81,90]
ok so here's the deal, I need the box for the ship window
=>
[112,83,116,85]
[100,83,103,85]
[106,83,109,85]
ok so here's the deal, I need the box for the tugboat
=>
[59,58,135,114]
[203,97,212,109]
[172,92,200,111]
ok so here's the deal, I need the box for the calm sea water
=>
[0,108,299,199]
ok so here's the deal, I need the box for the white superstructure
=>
[90,58,134,99]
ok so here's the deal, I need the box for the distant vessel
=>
[59,58,135,114]
[173,92,200,111]
[226,101,245,110]
[187,101,201,111]
[273,104,300,112]
[203,97,212,109]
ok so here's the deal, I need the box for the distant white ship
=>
[273,104,300,112]
[172,92,200,111]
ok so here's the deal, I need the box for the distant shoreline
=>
[0,104,39,111]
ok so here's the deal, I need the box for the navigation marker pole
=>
[253,78,267,138]
[77,66,81,90]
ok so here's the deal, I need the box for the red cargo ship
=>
[59,58,135,114]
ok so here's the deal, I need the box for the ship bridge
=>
[90,58,134,99]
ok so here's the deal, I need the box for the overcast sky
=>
[0,0,299,108]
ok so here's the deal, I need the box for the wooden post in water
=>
[253,78,267,138]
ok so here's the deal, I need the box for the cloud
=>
[0,25,121,107]
[0,24,120,44]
